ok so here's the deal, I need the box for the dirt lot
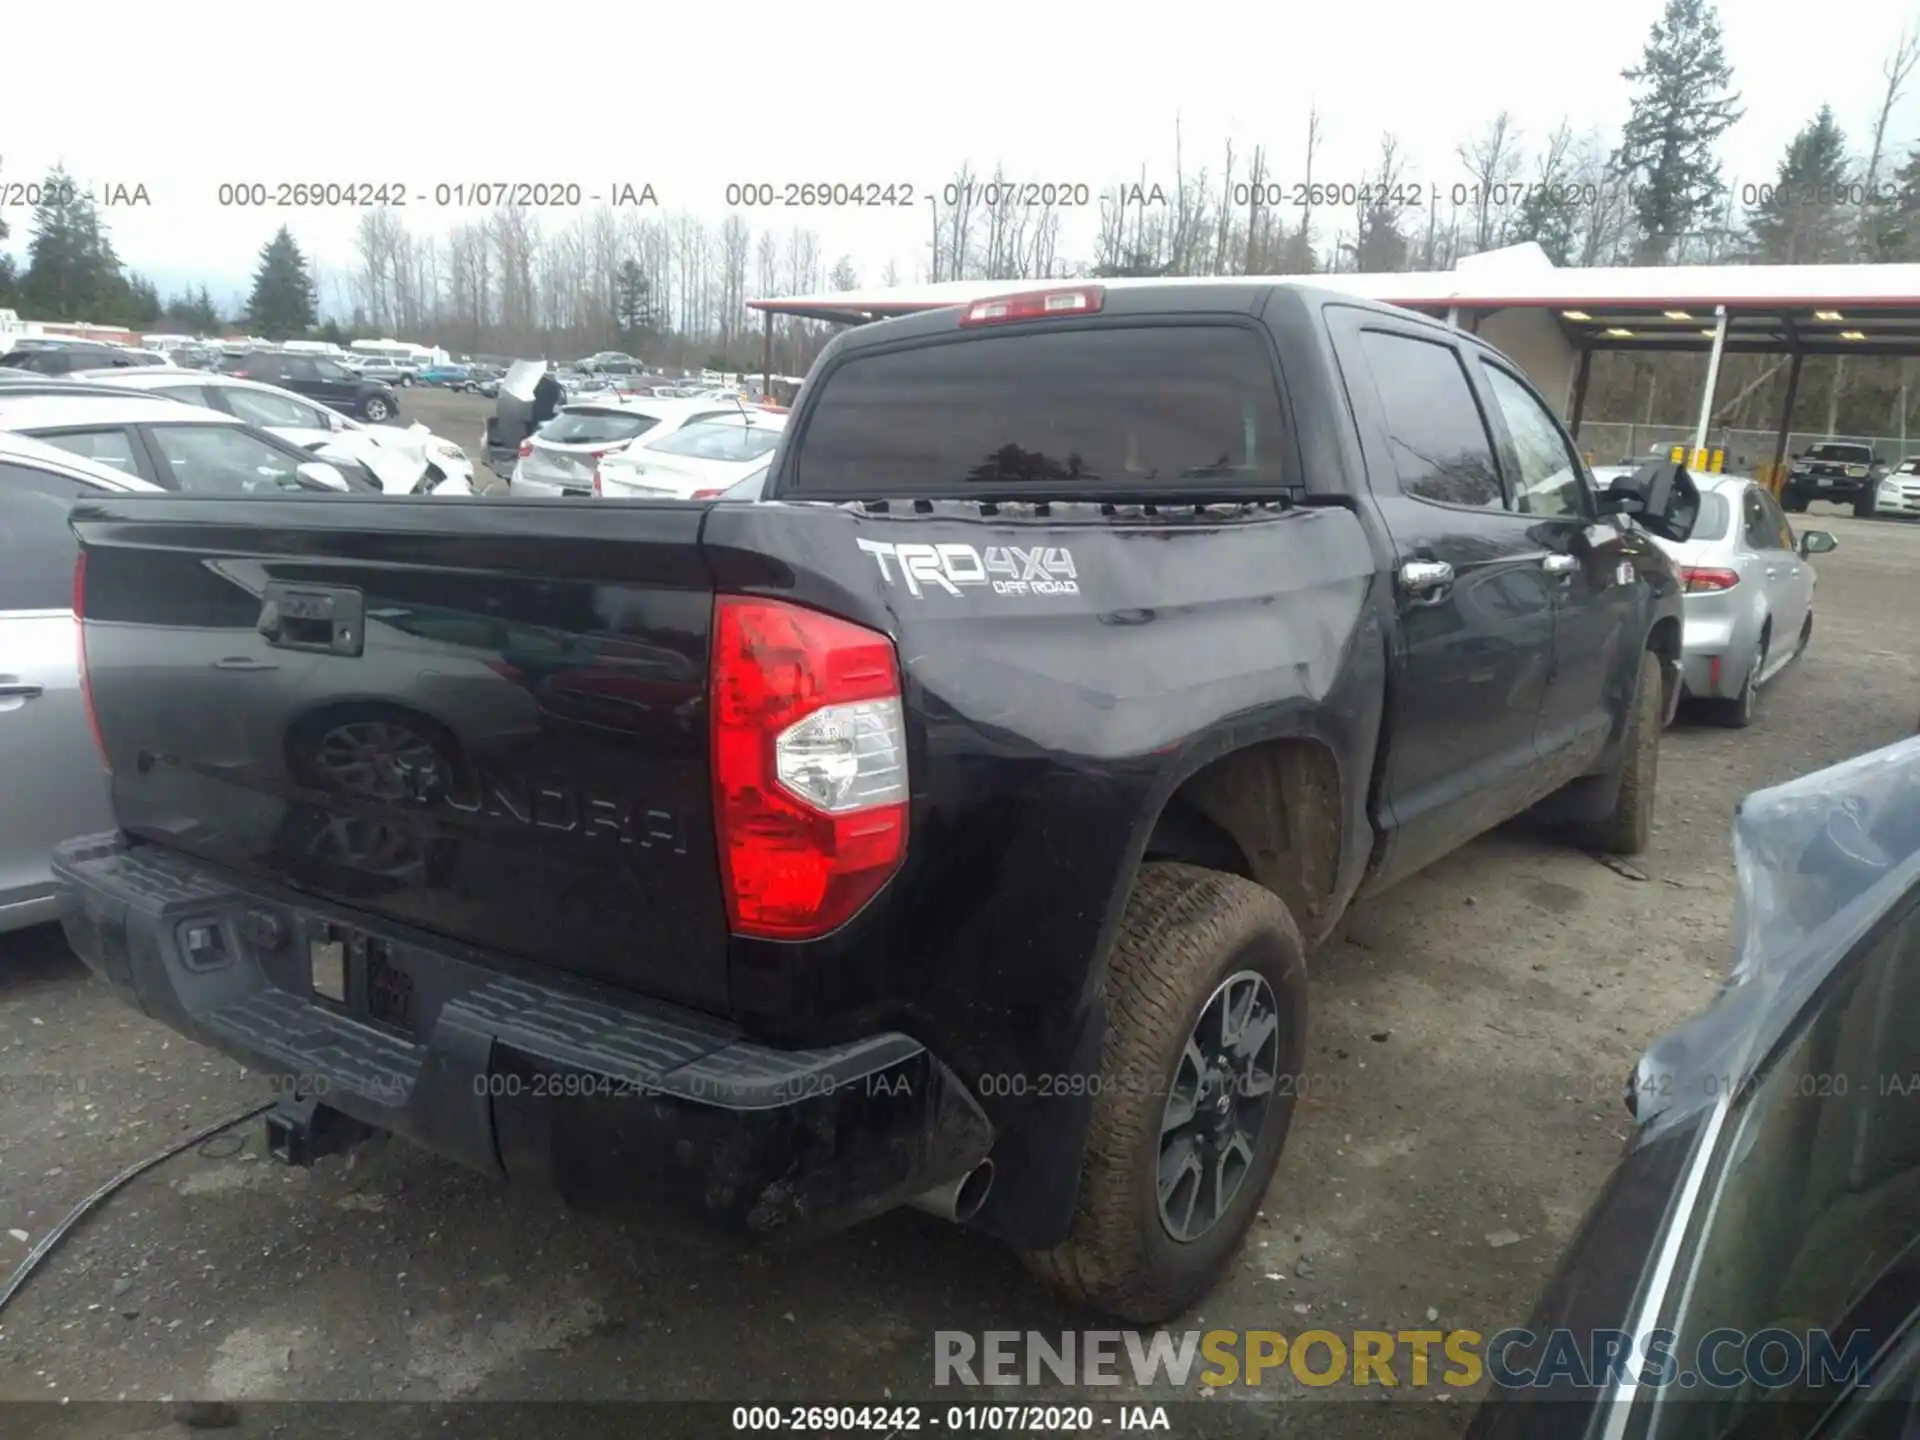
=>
[0,500,1913,1436]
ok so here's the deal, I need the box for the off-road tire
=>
[1855,490,1878,519]
[1782,490,1809,513]
[1021,862,1307,1323]
[1575,649,1664,856]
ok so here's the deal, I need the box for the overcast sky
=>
[7,0,1920,309]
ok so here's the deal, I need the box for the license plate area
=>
[308,921,416,1033]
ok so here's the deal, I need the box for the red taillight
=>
[690,487,726,500]
[957,285,1105,326]
[709,596,908,940]
[592,466,603,496]
[1679,566,1740,594]
[73,553,110,772]
[517,438,534,458]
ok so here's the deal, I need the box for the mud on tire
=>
[1021,862,1307,1323]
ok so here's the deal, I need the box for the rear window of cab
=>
[791,325,1290,497]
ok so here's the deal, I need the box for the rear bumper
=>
[506,466,591,498]
[53,834,992,1238]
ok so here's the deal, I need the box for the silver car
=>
[1597,467,1837,726]
[0,433,163,935]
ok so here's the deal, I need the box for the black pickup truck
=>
[52,281,1696,1322]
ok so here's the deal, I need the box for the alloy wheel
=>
[1156,970,1282,1243]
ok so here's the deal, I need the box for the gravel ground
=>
[0,499,1911,1438]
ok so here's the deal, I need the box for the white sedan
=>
[593,412,788,500]
[69,367,475,494]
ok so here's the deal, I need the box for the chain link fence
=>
[1573,422,1920,472]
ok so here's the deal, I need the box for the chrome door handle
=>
[1541,553,1578,575]
[1398,560,1454,597]
[1765,567,1780,578]
[0,682,43,699]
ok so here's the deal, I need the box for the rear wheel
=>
[1711,626,1768,729]
[1021,863,1306,1323]
[1573,649,1665,855]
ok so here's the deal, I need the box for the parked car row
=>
[504,395,784,499]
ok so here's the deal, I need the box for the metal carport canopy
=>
[746,247,1920,469]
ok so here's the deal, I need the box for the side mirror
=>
[295,461,349,492]
[1798,529,1838,557]
[1606,460,1699,544]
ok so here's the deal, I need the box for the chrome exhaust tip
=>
[908,1160,995,1224]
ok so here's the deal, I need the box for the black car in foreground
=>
[220,350,402,423]
[51,281,1699,1322]
[1469,737,1920,1439]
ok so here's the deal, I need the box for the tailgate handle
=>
[259,583,365,657]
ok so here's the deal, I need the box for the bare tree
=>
[1457,111,1524,253]
[718,214,751,346]
[1863,21,1920,257]
[1293,105,1324,273]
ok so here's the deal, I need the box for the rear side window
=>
[1355,330,1504,509]
[0,463,88,611]
[35,428,142,477]
[1688,490,1732,542]
[792,325,1289,495]
[542,409,661,445]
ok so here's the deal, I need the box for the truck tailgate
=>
[69,497,730,1012]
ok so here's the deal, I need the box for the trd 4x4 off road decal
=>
[856,539,1080,598]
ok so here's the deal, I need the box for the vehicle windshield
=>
[1806,443,1873,462]
[540,409,662,445]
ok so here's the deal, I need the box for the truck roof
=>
[819,280,1450,358]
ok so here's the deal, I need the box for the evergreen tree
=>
[1508,124,1583,265]
[1613,0,1744,262]
[1868,144,1920,260]
[828,255,859,291]
[124,274,163,327]
[189,285,221,333]
[1746,107,1853,262]
[20,167,135,321]
[244,226,316,339]
[613,259,657,342]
